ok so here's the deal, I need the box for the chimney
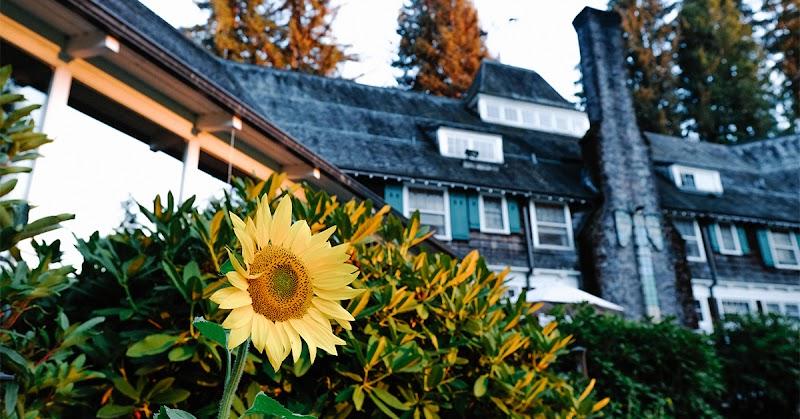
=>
[572,8,692,323]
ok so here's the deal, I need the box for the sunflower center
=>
[248,245,312,322]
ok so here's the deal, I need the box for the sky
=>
[138,0,608,102]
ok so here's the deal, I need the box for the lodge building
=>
[1,0,798,331]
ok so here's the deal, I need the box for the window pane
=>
[765,303,781,314]
[680,173,696,189]
[419,213,446,233]
[447,136,470,158]
[471,138,497,162]
[785,304,799,319]
[483,196,504,230]
[408,188,444,212]
[772,231,793,247]
[503,107,518,122]
[535,203,566,224]
[718,224,736,250]
[556,116,568,130]
[721,300,750,316]
[486,103,500,119]
[686,242,702,259]
[522,110,535,125]
[694,300,704,322]
[674,220,696,238]
[538,226,569,247]
[775,248,798,265]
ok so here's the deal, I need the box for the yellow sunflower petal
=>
[233,225,255,265]
[312,297,355,322]
[313,286,365,301]
[289,318,319,363]
[229,212,246,231]
[226,271,248,290]
[210,287,252,309]
[225,248,252,278]
[313,271,359,290]
[255,195,273,248]
[228,323,252,349]
[334,318,352,330]
[281,220,304,249]
[251,314,268,353]
[304,226,336,252]
[270,196,292,245]
[283,322,303,363]
[222,305,254,329]
[263,319,287,372]
[289,221,312,254]
[274,320,292,360]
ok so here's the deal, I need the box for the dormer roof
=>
[464,60,576,110]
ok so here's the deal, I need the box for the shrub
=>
[713,314,800,418]
[64,176,606,418]
[554,306,723,418]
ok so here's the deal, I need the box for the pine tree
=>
[184,0,349,76]
[393,0,489,97]
[677,0,775,143]
[611,0,682,136]
[760,0,799,131]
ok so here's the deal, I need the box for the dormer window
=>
[437,127,503,164]
[477,94,589,137]
[670,164,723,194]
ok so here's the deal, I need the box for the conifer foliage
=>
[185,0,349,76]
[393,0,489,97]
[760,0,799,130]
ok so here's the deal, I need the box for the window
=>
[674,219,706,262]
[714,223,742,255]
[479,194,509,234]
[530,202,573,250]
[764,303,781,314]
[404,186,450,240]
[437,127,503,164]
[768,230,800,269]
[721,300,750,316]
[694,300,704,322]
[785,304,799,319]
[670,164,723,194]
[476,94,589,137]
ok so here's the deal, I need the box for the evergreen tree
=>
[760,0,799,131]
[677,0,775,143]
[393,0,489,97]
[184,0,349,76]
[612,0,682,136]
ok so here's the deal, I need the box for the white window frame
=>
[436,127,504,164]
[675,219,707,262]
[530,201,574,250]
[767,230,800,270]
[714,223,742,256]
[478,194,509,235]
[402,184,451,241]
[669,164,723,194]
[476,94,589,137]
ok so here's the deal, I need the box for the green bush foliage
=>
[0,65,105,418]
[62,176,606,418]
[713,314,800,419]
[554,306,723,418]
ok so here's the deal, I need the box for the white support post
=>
[179,139,201,203]
[21,64,72,200]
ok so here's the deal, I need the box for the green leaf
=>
[168,345,196,362]
[372,387,410,411]
[150,389,191,404]
[125,334,179,357]
[96,404,135,418]
[425,365,444,390]
[145,377,175,400]
[0,179,17,198]
[473,374,489,398]
[0,346,27,370]
[220,259,233,274]
[244,391,315,418]
[367,391,400,419]
[194,317,227,348]
[112,376,140,402]
[154,406,197,419]
[353,385,364,411]
[4,382,18,416]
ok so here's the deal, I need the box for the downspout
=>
[521,203,536,292]
[699,220,720,325]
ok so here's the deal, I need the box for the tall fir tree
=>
[611,0,682,136]
[677,0,775,143]
[760,0,799,132]
[393,0,489,97]
[184,0,349,76]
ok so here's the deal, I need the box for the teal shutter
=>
[507,199,521,233]
[384,184,403,212]
[756,229,774,267]
[707,225,720,252]
[467,193,480,230]
[449,191,470,240]
[737,226,750,254]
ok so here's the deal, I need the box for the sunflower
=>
[210,195,362,371]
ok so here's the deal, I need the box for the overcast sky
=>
[138,0,608,103]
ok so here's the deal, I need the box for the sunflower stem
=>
[218,338,249,419]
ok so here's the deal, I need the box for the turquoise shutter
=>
[706,225,720,252]
[384,184,403,212]
[737,226,750,254]
[449,191,470,240]
[756,229,774,267]
[467,193,480,230]
[507,199,521,233]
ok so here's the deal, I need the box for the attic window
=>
[670,164,723,194]
[437,127,503,164]
[477,94,589,137]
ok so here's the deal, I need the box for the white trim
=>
[767,230,800,270]
[714,223,742,255]
[692,280,800,332]
[530,201,574,250]
[477,94,589,137]
[478,193,510,234]
[179,139,201,203]
[436,127,503,164]
[403,184,451,241]
[669,164,723,194]
[674,219,707,262]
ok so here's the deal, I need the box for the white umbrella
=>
[526,283,625,312]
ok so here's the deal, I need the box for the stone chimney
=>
[573,8,692,322]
